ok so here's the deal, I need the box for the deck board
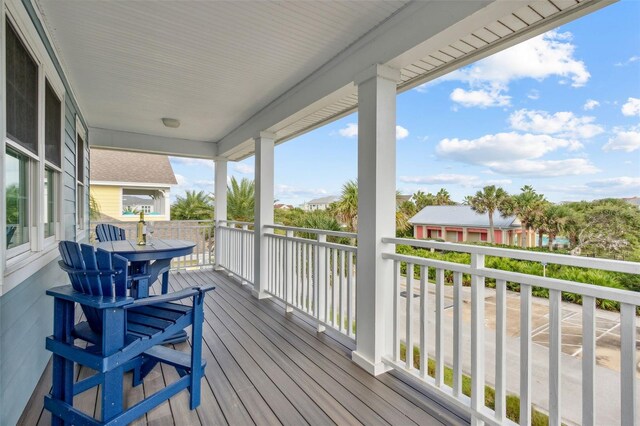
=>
[19,269,463,426]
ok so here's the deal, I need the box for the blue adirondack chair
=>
[6,225,16,247]
[95,223,172,295]
[95,223,126,242]
[45,241,214,425]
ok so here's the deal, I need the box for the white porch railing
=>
[264,225,358,339]
[381,237,639,426]
[91,220,214,269]
[215,220,255,284]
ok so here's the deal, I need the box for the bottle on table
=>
[136,211,147,245]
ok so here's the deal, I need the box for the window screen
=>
[77,134,84,182]
[5,21,38,154]
[45,81,62,166]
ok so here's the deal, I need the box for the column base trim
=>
[251,289,272,300]
[351,351,392,376]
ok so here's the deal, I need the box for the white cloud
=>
[487,158,599,177]
[400,174,479,185]
[615,56,640,67]
[275,184,328,200]
[442,31,589,88]
[425,30,589,108]
[233,163,254,174]
[586,177,640,191]
[509,109,603,139]
[435,132,598,177]
[396,125,409,140]
[171,174,213,200]
[583,99,600,110]
[338,123,358,138]
[436,132,582,164]
[621,97,640,117]
[450,87,510,108]
[603,128,640,152]
[338,122,410,140]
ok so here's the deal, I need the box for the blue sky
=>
[171,1,640,206]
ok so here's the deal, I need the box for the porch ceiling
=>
[36,0,408,149]
[36,0,612,161]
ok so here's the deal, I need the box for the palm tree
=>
[468,185,509,244]
[227,177,255,222]
[500,185,546,248]
[332,180,359,231]
[435,188,454,206]
[541,205,572,250]
[170,190,213,220]
[413,190,435,210]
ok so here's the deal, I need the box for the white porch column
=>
[252,132,275,299]
[352,64,400,375]
[214,159,227,269]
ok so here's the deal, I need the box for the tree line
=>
[170,178,640,261]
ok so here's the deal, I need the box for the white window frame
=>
[76,115,87,233]
[1,0,67,294]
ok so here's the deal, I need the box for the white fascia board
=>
[91,181,172,189]
[89,127,218,159]
[217,0,494,157]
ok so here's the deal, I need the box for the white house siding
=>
[0,1,88,424]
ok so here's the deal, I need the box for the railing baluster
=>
[347,251,354,338]
[420,266,427,380]
[471,253,485,425]
[406,263,414,370]
[495,279,507,423]
[317,234,326,331]
[452,271,463,397]
[520,283,532,426]
[582,295,595,426]
[620,303,637,426]
[339,250,345,333]
[549,289,562,426]
[435,268,444,387]
[394,260,400,363]
[332,248,337,327]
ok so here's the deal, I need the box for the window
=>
[5,21,38,155]
[122,189,166,216]
[3,14,66,262]
[44,81,62,167]
[76,132,85,229]
[5,148,29,250]
[44,167,56,238]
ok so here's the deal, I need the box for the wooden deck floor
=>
[18,269,465,425]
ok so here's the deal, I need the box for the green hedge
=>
[399,343,550,425]
[396,245,636,311]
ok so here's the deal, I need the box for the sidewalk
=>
[397,278,640,425]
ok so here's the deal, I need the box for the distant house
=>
[90,149,178,221]
[409,205,532,246]
[274,203,294,210]
[303,195,339,211]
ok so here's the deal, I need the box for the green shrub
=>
[400,343,550,425]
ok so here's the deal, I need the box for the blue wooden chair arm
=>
[123,285,215,309]
[47,285,134,309]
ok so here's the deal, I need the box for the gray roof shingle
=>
[409,205,520,228]
[90,149,177,185]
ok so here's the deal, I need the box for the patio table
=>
[95,239,195,298]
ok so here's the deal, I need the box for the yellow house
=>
[90,149,177,221]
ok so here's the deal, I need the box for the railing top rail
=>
[218,226,254,234]
[92,219,214,224]
[265,224,357,239]
[383,252,640,306]
[382,237,640,275]
[266,232,357,252]
[218,220,254,226]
